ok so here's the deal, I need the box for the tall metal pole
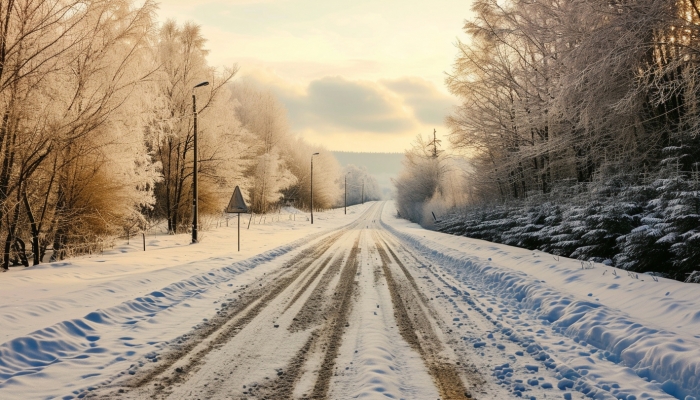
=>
[191,81,209,244]
[344,174,347,215]
[311,157,314,224]
[362,180,364,204]
[311,152,319,224]
[192,93,198,243]
[238,213,240,251]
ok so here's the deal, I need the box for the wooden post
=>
[142,233,146,251]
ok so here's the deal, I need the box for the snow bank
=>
[0,241,298,388]
[383,205,700,399]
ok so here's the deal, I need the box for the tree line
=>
[446,0,700,202]
[0,0,373,269]
[396,0,700,280]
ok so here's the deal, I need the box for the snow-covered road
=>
[1,202,698,399]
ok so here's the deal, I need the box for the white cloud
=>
[236,72,453,152]
[156,0,470,151]
[383,77,458,125]
[156,0,473,86]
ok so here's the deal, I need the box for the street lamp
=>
[344,171,350,215]
[362,179,365,205]
[192,80,209,244]
[310,153,320,224]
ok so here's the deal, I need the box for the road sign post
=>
[225,186,248,251]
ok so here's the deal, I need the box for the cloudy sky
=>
[156,0,473,152]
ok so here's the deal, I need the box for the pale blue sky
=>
[156,0,472,152]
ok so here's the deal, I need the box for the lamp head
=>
[312,152,320,156]
[194,81,210,88]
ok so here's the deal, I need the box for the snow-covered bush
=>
[436,166,700,281]
[686,271,700,283]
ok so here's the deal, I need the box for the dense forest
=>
[396,0,700,281]
[0,0,381,269]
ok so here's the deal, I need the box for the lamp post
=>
[310,152,319,224]
[344,171,350,215]
[192,80,209,244]
[362,179,365,205]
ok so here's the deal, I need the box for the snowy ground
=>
[0,202,698,400]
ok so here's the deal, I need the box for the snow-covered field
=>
[1,201,698,399]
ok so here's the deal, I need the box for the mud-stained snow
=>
[0,201,698,400]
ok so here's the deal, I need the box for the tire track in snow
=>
[380,215,680,399]
[164,232,361,400]
[374,235,476,399]
[307,236,361,398]
[91,202,487,399]
[326,229,440,399]
[99,204,382,399]
[287,252,345,333]
[283,255,333,313]
[98,228,347,398]
[255,235,361,399]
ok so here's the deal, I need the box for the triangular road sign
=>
[225,186,248,213]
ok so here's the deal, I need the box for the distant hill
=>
[332,152,404,174]
[332,151,405,198]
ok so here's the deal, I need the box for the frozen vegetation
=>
[0,0,382,271]
[395,0,700,282]
[435,162,700,282]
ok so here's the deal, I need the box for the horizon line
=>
[331,150,404,155]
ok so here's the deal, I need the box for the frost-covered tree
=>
[230,82,342,214]
[394,133,468,224]
[446,0,699,202]
[47,1,162,261]
[147,20,238,234]
[0,0,161,266]
[340,164,381,207]
[435,0,700,280]
[229,81,295,213]
[282,137,341,212]
[0,1,347,268]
